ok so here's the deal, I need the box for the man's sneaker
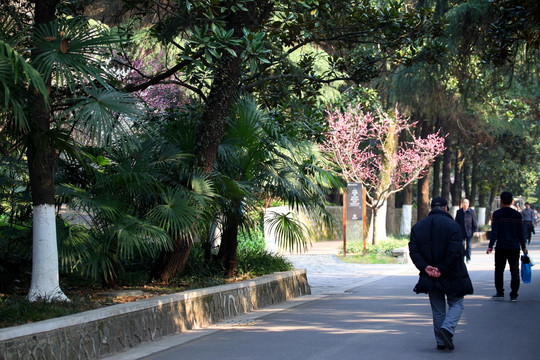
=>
[437,345,446,351]
[510,295,518,302]
[438,328,454,350]
[492,294,504,300]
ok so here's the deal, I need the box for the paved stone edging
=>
[0,270,310,360]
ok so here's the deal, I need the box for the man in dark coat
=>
[487,191,528,301]
[455,198,478,263]
[409,196,474,351]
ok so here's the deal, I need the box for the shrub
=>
[237,227,266,253]
[338,235,409,256]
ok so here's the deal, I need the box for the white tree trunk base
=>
[367,201,387,244]
[400,204,412,235]
[28,204,69,302]
[478,207,487,226]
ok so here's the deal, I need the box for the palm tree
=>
[214,96,342,276]
[56,137,215,287]
[0,3,143,301]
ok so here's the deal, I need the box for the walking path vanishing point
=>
[106,227,540,360]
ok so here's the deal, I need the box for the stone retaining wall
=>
[0,270,310,360]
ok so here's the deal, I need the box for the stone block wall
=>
[0,270,310,360]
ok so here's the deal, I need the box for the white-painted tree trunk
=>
[400,204,413,235]
[450,205,459,218]
[477,207,487,226]
[28,204,69,302]
[367,201,387,244]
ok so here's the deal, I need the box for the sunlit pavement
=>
[105,227,540,360]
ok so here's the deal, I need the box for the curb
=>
[0,270,309,360]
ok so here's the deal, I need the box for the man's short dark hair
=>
[500,191,513,205]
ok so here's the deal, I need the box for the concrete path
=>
[105,228,540,360]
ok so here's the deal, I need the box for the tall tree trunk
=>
[154,3,274,280]
[478,185,488,208]
[417,174,430,221]
[417,120,431,221]
[27,0,68,302]
[477,182,488,226]
[400,184,413,234]
[218,211,240,277]
[194,51,243,173]
[386,188,396,235]
[489,187,498,213]
[463,159,470,201]
[470,154,478,207]
[451,147,464,209]
[441,135,452,200]
[431,156,441,199]
[156,18,243,281]
[153,235,193,284]
[370,206,379,246]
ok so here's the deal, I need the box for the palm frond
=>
[148,188,204,238]
[264,210,312,253]
[56,219,90,273]
[114,215,172,259]
[81,232,118,283]
[69,87,142,149]
[0,40,48,130]
[32,17,121,91]
[60,184,127,226]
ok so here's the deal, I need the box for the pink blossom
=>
[321,104,446,207]
[114,47,189,113]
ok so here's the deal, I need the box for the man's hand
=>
[486,248,493,254]
[523,249,528,254]
[425,265,441,278]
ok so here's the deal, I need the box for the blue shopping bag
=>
[521,254,533,284]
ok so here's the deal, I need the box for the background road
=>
[106,229,540,360]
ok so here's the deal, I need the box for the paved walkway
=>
[106,227,540,360]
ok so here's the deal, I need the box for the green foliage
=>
[0,7,49,129]
[0,223,32,293]
[237,249,293,277]
[338,236,409,256]
[54,137,216,286]
[177,238,291,285]
[0,297,74,328]
[237,227,266,253]
[213,95,341,264]
[0,240,293,328]
[264,211,312,253]
[339,253,401,264]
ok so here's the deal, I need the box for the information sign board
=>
[346,183,363,221]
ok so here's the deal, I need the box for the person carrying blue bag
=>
[486,191,528,302]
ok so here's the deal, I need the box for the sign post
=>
[362,187,367,254]
[343,183,364,256]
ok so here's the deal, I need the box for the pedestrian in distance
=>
[487,191,528,301]
[521,202,536,245]
[409,196,474,351]
[455,198,478,263]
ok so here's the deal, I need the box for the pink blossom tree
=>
[321,105,446,244]
[114,47,190,113]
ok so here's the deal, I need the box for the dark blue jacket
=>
[409,209,474,297]
[456,207,478,238]
[489,207,526,250]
